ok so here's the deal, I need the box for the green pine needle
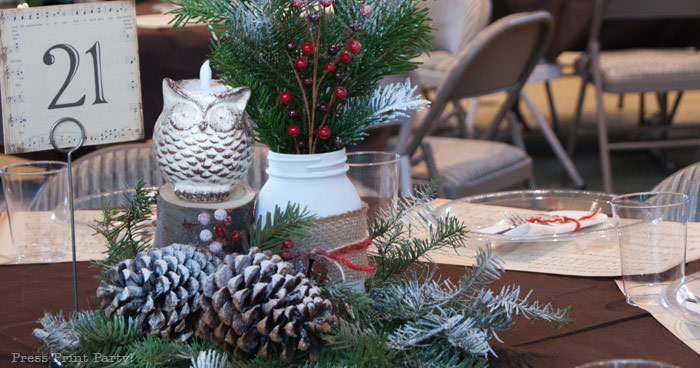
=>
[92,179,157,274]
[243,202,316,251]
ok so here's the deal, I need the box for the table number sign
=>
[0,1,143,153]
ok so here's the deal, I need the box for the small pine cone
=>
[96,244,220,342]
[197,247,338,362]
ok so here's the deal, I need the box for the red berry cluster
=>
[197,209,243,255]
[278,0,368,153]
[279,239,295,260]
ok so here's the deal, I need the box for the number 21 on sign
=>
[43,41,107,109]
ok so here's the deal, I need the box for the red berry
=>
[214,224,225,237]
[340,50,352,63]
[230,230,242,243]
[291,0,302,8]
[334,87,347,99]
[349,40,361,53]
[223,215,232,225]
[282,239,295,249]
[324,62,336,73]
[280,91,291,103]
[318,126,331,139]
[333,71,344,82]
[302,76,313,87]
[333,136,344,147]
[295,57,308,69]
[360,4,372,17]
[320,0,333,7]
[279,250,292,260]
[215,237,226,245]
[288,124,301,137]
[301,42,314,55]
[327,45,339,56]
[285,40,297,51]
[287,108,299,119]
[297,139,307,150]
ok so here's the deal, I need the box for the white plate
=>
[437,189,617,243]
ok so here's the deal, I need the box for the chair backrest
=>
[400,11,553,158]
[589,0,700,46]
[419,0,492,55]
[652,161,700,222]
[603,0,700,20]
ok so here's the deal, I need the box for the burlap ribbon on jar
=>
[292,203,374,290]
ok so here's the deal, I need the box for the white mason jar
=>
[256,148,362,220]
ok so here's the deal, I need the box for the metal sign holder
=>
[49,117,85,312]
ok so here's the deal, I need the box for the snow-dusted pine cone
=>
[96,244,220,341]
[197,247,338,362]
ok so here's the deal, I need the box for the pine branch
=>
[322,279,374,323]
[243,203,316,251]
[189,349,231,368]
[371,214,467,285]
[73,310,142,358]
[369,182,440,240]
[33,311,80,354]
[127,336,195,368]
[321,319,394,368]
[92,179,158,273]
[170,0,432,153]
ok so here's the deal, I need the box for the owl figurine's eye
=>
[169,102,200,130]
[206,105,236,132]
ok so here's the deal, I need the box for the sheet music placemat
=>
[0,210,108,264]
[0,1,143,153]
[410,202,700,277]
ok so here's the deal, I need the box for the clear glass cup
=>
[576,358,679,368]
[611,192,689,307]
[0,161,69,263]
[346,151,399,219]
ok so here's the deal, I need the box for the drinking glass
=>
[0,161,69,263]
[611,192,688,307]
[346,151,399,218]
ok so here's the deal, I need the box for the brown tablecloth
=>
[1,261,699,367]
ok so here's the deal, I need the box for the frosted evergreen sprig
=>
[340,79,430,127]
[190,349,230,368]
[33,312,80,354]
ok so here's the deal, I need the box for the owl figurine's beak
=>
[199,121,207,131]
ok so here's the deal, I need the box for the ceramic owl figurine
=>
[153,78,254,202]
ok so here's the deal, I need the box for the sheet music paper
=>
[0,1,143,153]
[0,210,108,264]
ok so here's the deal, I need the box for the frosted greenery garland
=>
[33,185,571,367]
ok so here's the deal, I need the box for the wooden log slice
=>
[154,182,256,253]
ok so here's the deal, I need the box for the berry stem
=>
[308,11,325,154]
[285,54,312,135]
[312,94,335,152]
